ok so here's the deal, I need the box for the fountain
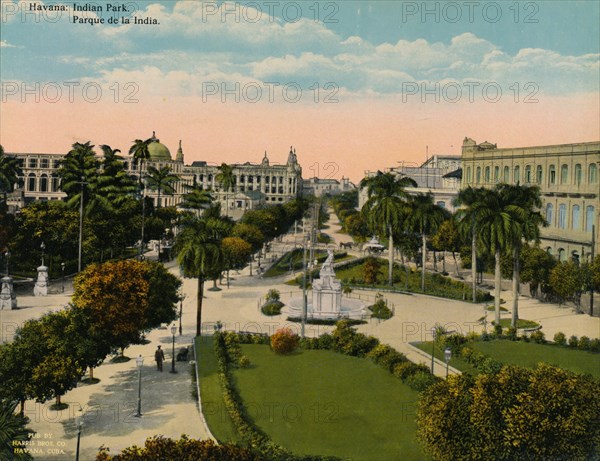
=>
[288,249,365,320]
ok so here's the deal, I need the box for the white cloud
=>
[1,40,16,47]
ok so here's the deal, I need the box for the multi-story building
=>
[302,177,356,197]
[359,154,462,212]
[5,132,303,217]
[461,137,600,261]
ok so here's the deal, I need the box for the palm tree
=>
[145,165,180,208]
[405,193,449,292]
[472,186,521,325]
[0,400,34,461]
[455,186,489,303]
[58,141,102,213]
[98,145,136,207]
[0,145,23,204]
[360,172,416,286]
[174,217,230,337]
[499,184,545,328]
[180,184,213,216]
[215,163,235,217]
[129,137,152,190]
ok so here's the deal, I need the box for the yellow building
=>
[461,138,600,262]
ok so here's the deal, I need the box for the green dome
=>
[147,132,171,161]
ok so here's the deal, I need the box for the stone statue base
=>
[34,265,48,296]
[0,276,17,310]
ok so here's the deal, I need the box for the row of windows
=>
[197,174,291,184]
[25,174,60,193]
[22,158,61,169]
[545,203,595,232]
[466,163,598,186]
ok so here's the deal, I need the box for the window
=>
[29,158,37,168]
[27,174,36,191]
[240,175,245,182]
[476,167,481,183]
[574,164,582,185]
[485,166,490,182]
[39,174,48,192]
[51,174,60,192]
[536,165,543,184]
[248,175,253,183]
[494,166,499,182]
[589,164,598,183]
[503,166,510,183]
[53,160,61,169]
[266,176,270,183]
[208,174,212,182]
[546,203,553,226]
[558,248,566,262]
[40,159,49,169]
[549,165,556,185]
[558,204,567,229]
[437,201,446,209]
[525,165,532,183]
[560,164,569,184]
[514,166,520,183]
[572,205,580,230]
[586,206,595,232]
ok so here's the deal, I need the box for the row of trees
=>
[333,173,557,328]
[0,259,180,412]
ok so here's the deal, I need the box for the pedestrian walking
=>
[155,345,165,371]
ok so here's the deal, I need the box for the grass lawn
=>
[194,336,241,444]
[413,340,600,378]
[412,342,479,376]
[265,249,354,278]
[496,318,540,329]
[233,344,427,461]
[472,340,600,378]
[314,258,492,303]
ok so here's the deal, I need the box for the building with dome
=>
[4,133,303,217]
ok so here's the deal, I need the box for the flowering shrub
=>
[270,328,299,355]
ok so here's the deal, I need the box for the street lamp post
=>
[301,234,308,338]
[4,250,9,276]
[40,242,45,266]
[77,176,88,272]
[170,324,177,373]
[139,180,146,259]
[430,327,436,374]
[134,355,144,417]
[179,293,186,336]
[75,410,83,461]
[60,262,65,293]
[444,347,452,378]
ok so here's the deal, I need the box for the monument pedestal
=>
[34,265,48,296]
[0,276,17,310]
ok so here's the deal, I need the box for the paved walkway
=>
[2,212,599,460]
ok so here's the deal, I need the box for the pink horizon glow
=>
[1,93,598,183]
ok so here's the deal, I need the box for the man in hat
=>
[155,345,165,371]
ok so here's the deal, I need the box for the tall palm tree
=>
[174,217,230,337]
[0,145,23,203]
[472,186,521,325]
[499,184,545,327]
[405,193,449,292]
[360,172,416,286]
[98,145,137,207]
[129,137,152,190]
[215,163,235,217]
[145,165,180,208]
[455,186,489,303]
[180,184,213,216]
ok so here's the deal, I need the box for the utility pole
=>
[139,179,146,259]
[591,225,595,316]
[301,234,308,338]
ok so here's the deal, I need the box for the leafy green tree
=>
[0,145,23,203]
[431,218,463,276]
[0,342,34,414]
[515,244,556,298]
[405,193,449,291]
[417,364,600,461]
[363,257,382,285]
[0,400,35,461]
[240,209,278,241]
[143,260,182,330]
[72,260,150,355]
[145,165,180,208]
[360,172,416,286]
[215,163,235,217]
[175,217,230,336]
[549,260,586,306]
[231,223,265,253]
[221,237,252,288]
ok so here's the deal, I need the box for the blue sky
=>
[1,1,599,95]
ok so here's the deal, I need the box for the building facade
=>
[359,154,462,212]
[6,133,303,217]
[302,177,356,197]
[461,137,600,261]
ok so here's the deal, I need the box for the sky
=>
[1,0,599,182]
